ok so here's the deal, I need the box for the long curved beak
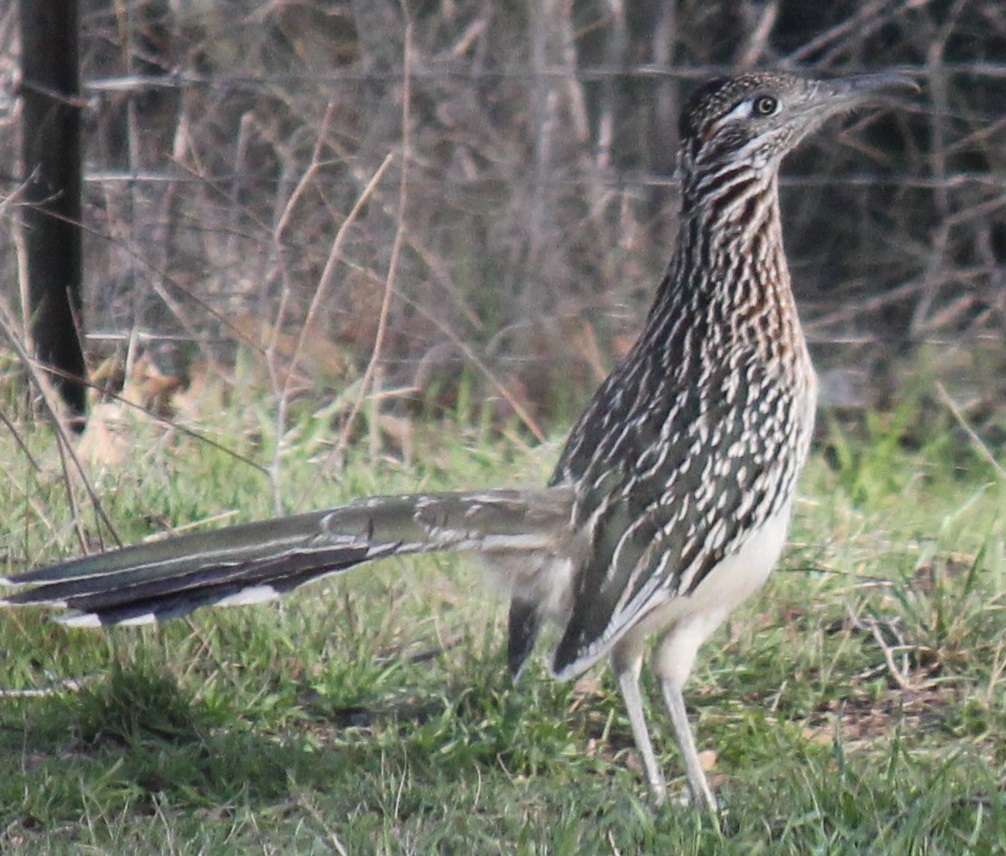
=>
[828,72,921,104]
[794,71,919,132]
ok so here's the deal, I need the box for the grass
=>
[2,385,1006,854]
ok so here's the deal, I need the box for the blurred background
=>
[1,0,1003,444]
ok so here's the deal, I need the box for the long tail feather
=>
[2,488,573,626]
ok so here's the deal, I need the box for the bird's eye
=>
[752,95,779,116]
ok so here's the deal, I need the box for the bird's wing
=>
[550,361,798,678]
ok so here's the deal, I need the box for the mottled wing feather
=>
[551,355,800,676]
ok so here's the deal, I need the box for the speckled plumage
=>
[3,71,916,811]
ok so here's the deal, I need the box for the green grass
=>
[2,391,1006,853]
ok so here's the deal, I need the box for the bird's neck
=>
[684,168,786,284]
[646,167,806,366]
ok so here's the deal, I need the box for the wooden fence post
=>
[19,0,88,424]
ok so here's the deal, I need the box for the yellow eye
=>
[753,95,779,116]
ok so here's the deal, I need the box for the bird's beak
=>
[795,72,919,130]
[827,72,921,105]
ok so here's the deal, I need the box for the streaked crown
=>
[678,71,916,180]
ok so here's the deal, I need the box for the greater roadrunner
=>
[3,71,915,811]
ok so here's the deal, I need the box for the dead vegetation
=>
[0,2,1004,438]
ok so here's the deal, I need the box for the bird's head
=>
[678,71,918,180]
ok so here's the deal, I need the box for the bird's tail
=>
[1,487,573,627]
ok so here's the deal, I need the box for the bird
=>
[2,71,916,811]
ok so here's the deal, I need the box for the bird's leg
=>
[652,621,721,812]
[658,675,718,813]
[611,643,667,804]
